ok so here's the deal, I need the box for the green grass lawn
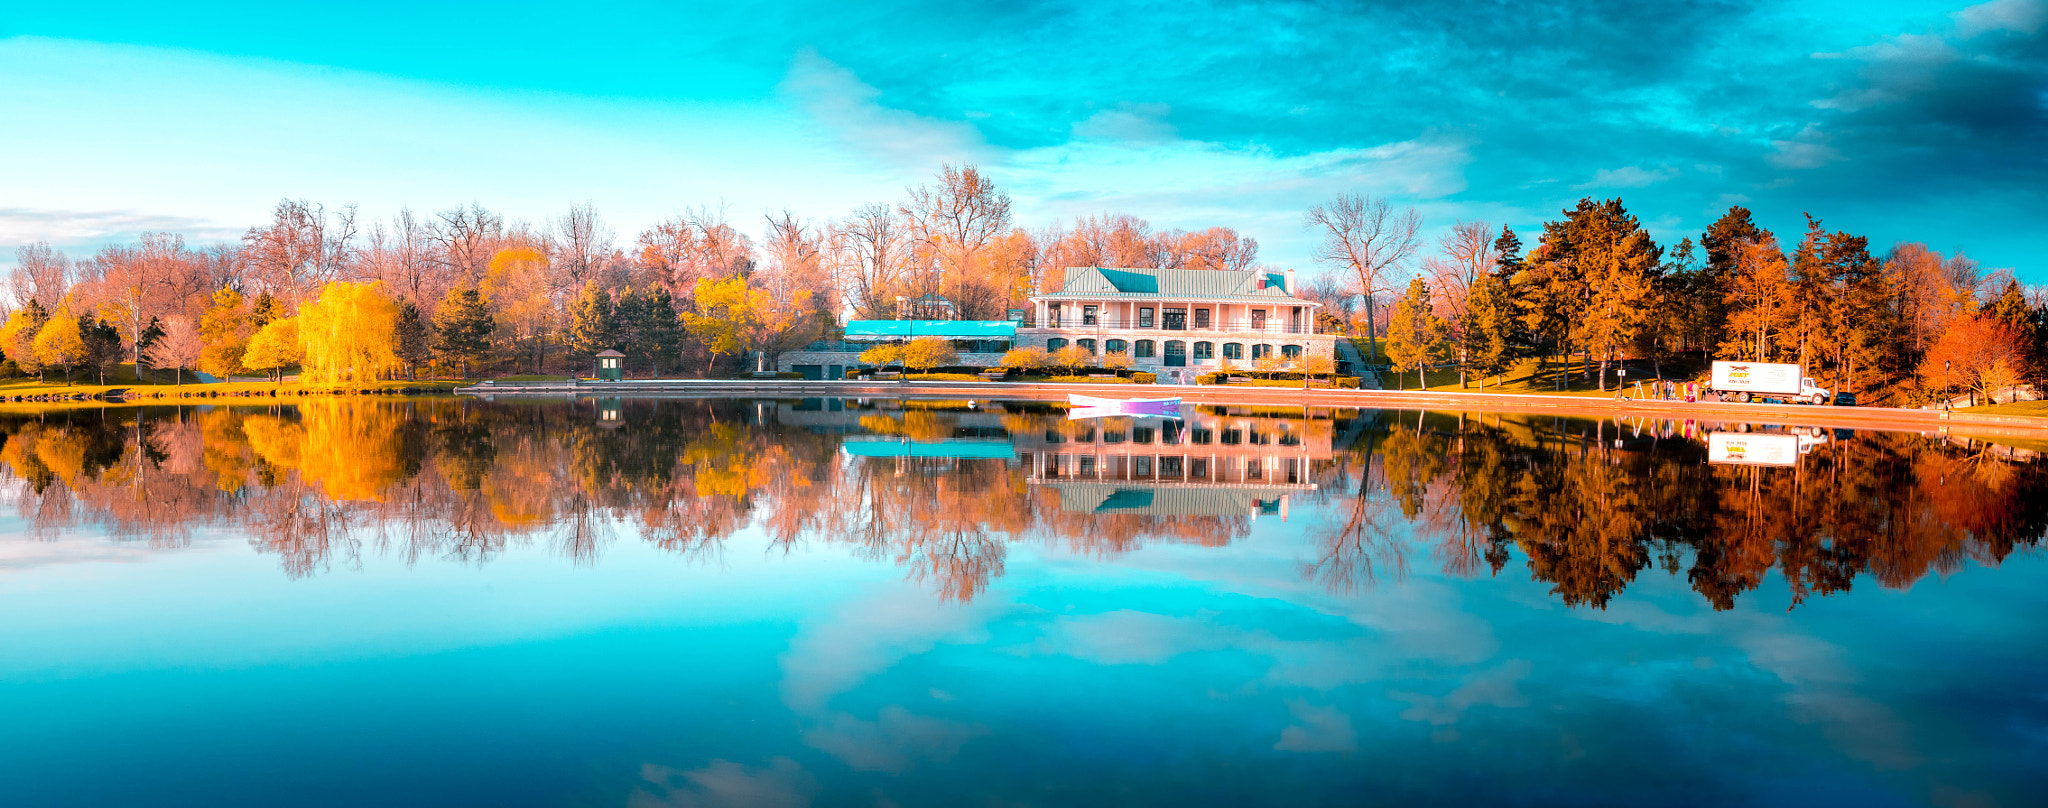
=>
[0,364,468,400]
[1376,358,1672,397]
[1959,400,2048,418]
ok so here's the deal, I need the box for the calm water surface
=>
[2,397,2044,807]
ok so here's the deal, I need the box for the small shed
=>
[596,349,626,381]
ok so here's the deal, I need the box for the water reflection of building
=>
[1018,411,1329,518]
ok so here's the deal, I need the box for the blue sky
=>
[2,0,2043,279]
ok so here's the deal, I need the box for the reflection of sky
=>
[2,510,2044,806]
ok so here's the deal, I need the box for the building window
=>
[1133,427,1154,445]
[1193,308,1211,328]
[1222,343,1244,360]
[1047,338,1068,352]
[1107,339,1129,355]
[1164,340,1187,366]
[1282,344,1304,359]
[1077,338,1097,355]
[1191,428,1213,445]
[1138,307,1155,328]
[1251,309,1267,330]
[1082,305,1098,326]
[1191,458,1209,478]
[1252,344,1273,360]
[1193,341,1214,360]
[1135,339,1156,358]
[1163,308,1187,330]
[1221,428,1242,445]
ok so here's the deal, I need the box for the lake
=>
[2,397,2043,807]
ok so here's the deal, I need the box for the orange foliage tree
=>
[1919,313,2026,405]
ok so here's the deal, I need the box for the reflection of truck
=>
[1705,361,1832,405]
[1707,426,1830,466]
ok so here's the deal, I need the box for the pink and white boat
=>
[1066,394,1182,420]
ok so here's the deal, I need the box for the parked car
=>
[1833,391,1857,407]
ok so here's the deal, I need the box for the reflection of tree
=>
[1327,410,2048,610]
[1,402,2042,610]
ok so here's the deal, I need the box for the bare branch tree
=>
[1305,193,1421,365]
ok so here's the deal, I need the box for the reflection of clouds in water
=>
[631,757,818,808]
[778,586,1004,713]
[1579,597,1923,770]
[0,535,216,572]
[802,705,990,773]
[1389,659,1531,726]
[1275,700,1357,753]
[1033,609,1234,665]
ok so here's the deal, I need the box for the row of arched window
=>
[1045,338,1305,361]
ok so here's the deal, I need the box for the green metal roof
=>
[843,320,1018,340]
[841,439,1016,459]
[1037,267,1312,305]
[1045,482,1314,516]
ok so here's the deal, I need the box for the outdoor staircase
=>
[1334,338,1382,389]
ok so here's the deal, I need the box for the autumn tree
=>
[2,300,51,379]
[145,316,205,385]
[244,317,301,382]
[199,286,253,379]
[1052,344,1093,375]
[681,276,761,366]
[858,343,902,368]
[33,314,87,384]
[1722,237,1794,362]
[1306,193,1421,365]
[1384,277,1445,390]
[244,199,357,306]
[10,242,71,310]
[1920,314,2027,406]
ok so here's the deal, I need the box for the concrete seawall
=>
[458,379,2048,440]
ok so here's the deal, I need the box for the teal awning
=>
[843,320,1017,341]
[840,439,1016,459]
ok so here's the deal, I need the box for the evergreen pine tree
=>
[612,286,648,378]
[1463,273,1517,387]
[394,299,431,380]
[82,317,124,386]
[640,284,683,376]
[432,287,495,378]
[567,283,618,376]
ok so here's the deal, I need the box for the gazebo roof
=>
[596,349,626,357]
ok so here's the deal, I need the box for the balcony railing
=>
[1028,316,1338,335]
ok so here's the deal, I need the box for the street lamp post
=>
[896,296,910,384]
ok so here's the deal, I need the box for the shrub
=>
[1001,346,1049,371]
[1131,372,1157,384]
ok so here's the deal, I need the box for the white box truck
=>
[1705,361,1832,405]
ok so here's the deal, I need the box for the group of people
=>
[1627,379,1705,403]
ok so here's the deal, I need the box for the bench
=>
[1228,376,1253,384]
[979,370,1008,380]
[873,371,901,380]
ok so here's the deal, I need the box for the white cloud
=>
[1572,165,1680,190]
[801,706,990,773]
[1071,103,1179,144]
[777,49,995,171]
[632,757,818,808]
[1767,126,1845,169]
[1273,700,1357,753]
[1957,0,2047,36]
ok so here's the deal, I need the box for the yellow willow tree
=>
[299,280,402,383]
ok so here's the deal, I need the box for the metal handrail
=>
[1026,317,1337,336]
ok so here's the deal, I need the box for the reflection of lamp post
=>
[896,296,910,384]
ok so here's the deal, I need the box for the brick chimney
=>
[1255,273,1267,290]
[1284,268,1297,296]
